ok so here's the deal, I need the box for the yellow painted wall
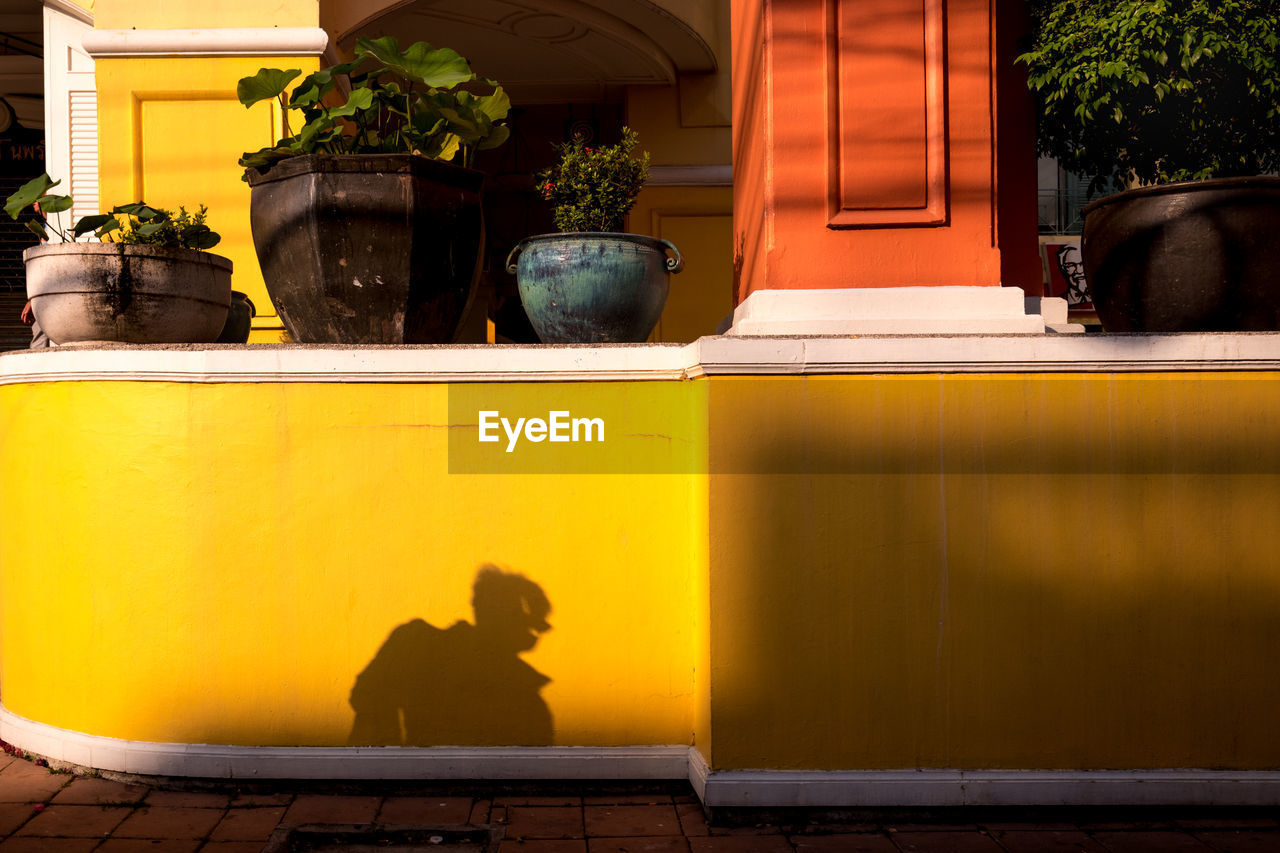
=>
[0,380,703,747]
[4,369,1280,768]
[704,374,1280,770]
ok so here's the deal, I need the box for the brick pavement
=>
[0,752,1277,852]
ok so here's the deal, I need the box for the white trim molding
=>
[6,711,1280,807]
[6,335,1280,385]
[696,764,1280,808]
[82,27,329,58]
[41,0,92,26]
[0,708,689,781]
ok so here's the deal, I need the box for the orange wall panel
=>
[732,0,1032,295]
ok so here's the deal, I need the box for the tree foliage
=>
[1017,0,1280,194]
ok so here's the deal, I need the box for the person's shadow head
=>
[348,564,555,746]
[472,564,552,653]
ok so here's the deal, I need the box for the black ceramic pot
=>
[245,154,484,344]
[1082,176,1280,332]
[216,290,256,343]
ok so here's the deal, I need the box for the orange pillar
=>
[731,0,1041,315]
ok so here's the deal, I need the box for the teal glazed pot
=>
[507,232,683,343]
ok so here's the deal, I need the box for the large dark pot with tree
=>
[238,38,510,344]
[1019,0,1280,332]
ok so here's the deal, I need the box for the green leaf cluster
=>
[237,37,511,178]
[1017,0,1280,194]
[4,173,220,250]
[112,203,221,250]
[536,127,651,233]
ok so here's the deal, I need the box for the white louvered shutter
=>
[43,6,97,224]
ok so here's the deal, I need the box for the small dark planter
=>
[245,153,484,344]
[507,232,682,343]
[1082,176,1280,332]
[216,290,256,343]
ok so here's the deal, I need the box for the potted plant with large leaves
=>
[1018,0,1280,332]
[238,37,510,344]
[505,128,682,343]
[6,174,231,345]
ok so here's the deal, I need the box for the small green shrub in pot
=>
[1017,0,1280,332]
[507,127,681,344]
[536,127,651,233]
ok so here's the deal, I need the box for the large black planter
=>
[246,154,484,344]
[1082,176,1280,332]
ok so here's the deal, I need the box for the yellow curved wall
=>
[3,367,1280,770]
[0,380,701,747]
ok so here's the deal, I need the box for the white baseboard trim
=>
[0,708,688,780]
[697,767,1280,808]
[5,708,1280,806]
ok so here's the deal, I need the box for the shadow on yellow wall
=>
[348,565,555,746]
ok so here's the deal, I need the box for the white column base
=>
[726,287,1082,335]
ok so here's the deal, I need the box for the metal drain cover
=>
[263,824,503,852]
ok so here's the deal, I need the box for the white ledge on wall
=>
[81,27,329,58]
[5,335,1280,386]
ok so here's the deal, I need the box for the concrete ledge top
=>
[3,334,1280,384]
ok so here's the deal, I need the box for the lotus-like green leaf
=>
[289,59,363,107]
[186,226,221,250]
[35,194,73,214]
[477,123,510,151]
[326,86,375,119]
[475,83,511,123]
[5,173,59,219]
[237,68,301,107]
[354,36,473,89]
[93,217,122,239]
[113,202,165,222]
[72,213,115,237]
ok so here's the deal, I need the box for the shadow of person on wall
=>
[348,565,553,746]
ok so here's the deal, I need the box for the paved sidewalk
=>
[0,752,1278,851]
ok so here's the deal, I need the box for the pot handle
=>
[660,239,684,274]
[505,240,528,275]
